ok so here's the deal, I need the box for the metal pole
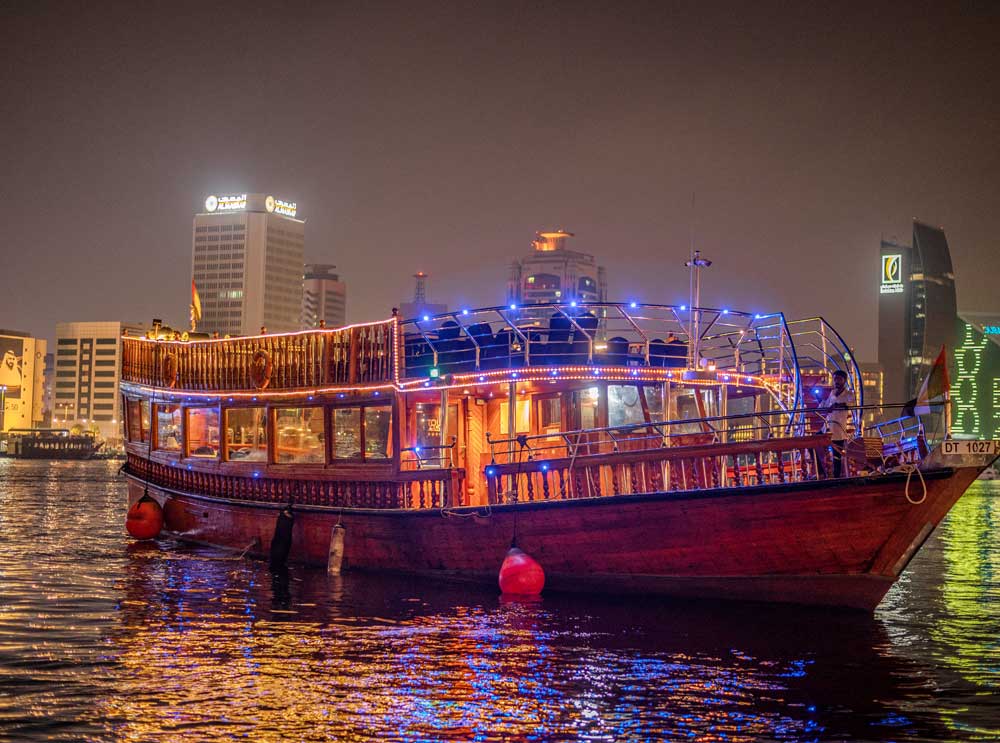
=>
[438,388,449,451]
[507,382,516,460]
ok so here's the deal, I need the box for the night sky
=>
[2,2,998,361]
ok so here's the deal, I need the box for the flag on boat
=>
[190,279,202,327]
[904,345,950,417]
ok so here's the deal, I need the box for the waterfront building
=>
[302,264,347,329]
[950,312,1000,440]
[0,329,46,433]
[506,230,607,306]
[877,221,957,405]
[193,193,304,336]
[41,352,54,426]
[399,272,448,320]
[54,321,145,442]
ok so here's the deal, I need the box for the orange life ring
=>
[250,349,273,390]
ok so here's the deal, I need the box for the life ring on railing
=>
[250,349,273,390]
[161,352,178,388]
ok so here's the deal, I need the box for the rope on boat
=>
[440,505,493,519]
[898,463,927,505]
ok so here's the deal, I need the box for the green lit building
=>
[951,313,1000,440]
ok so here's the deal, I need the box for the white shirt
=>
[821,387,855,440]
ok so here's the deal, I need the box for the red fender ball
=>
[126,496,164,540]
[498,546,545,595]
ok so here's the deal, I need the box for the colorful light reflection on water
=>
[0,461,997,741]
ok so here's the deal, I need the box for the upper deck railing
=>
[401,302,861,414]
[121,319,397,392]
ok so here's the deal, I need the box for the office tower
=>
[54,321,145,441]
[877,221,957,405]
[950,313,1000,440]
[302,264,347,329]
[506,230,607,306]
[193,193,304,335]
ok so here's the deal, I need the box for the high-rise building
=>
[506,230,607,306]
[399,272,448,320]
[0,329,46,433]
[877,221,957,405]
[302,264,347,329]
[42,352,54,426]
[950,313,1000,440]
[193,193,304,336]
[54,321,145,441]
[857,362,884,428]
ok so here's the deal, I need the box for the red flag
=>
[905,345,950,417]
[190,280,202,325]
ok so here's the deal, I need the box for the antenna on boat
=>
[684,192,711,367]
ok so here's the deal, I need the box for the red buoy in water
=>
[498,546,545,595]
[126,496,164,540]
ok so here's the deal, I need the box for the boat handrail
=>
[121,317,397,392]
[400,437,458,469]
[399,302,865,417]
[485,402,935,464]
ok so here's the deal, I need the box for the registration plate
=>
[940,440,1000,456]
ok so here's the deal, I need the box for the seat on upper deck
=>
[568,311,599,364]
[596,336,630,366]
[543,311,572,365]
[436,320,475,373]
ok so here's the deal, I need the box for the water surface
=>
[0,460,997,742]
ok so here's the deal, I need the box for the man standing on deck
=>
[818,369,855,478]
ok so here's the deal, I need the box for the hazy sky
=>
[2,1,998,361]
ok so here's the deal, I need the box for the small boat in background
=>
[4,428,103,460]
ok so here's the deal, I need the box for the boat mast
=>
[684,249,712,367]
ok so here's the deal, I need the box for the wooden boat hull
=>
[126,464,981,611]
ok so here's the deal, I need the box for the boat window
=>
[333,405,394,461]
[497,398,531,435]
[537,395,561,433]
[126,399,143,442]
[154,404,182,451]
[186,407,220,458]
[225,407,267,462]
[364,406,392,459]
[570,387,600,429]
[332,408,362,459]
[274,407,325,464]
[126,398,150,442]
[608,384,664,428]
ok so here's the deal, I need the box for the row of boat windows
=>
[126,400,392,464]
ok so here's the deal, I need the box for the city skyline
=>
[3,3,999,364]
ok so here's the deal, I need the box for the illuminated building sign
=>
[205,194,247,212]
[265,195,297,218]
[984,325,1000,335]
[879,254,904,294]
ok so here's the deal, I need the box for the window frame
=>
[331,402,394,463]
[271,405,327,465]
[223,405,269,463]
[152,402,183,452]
[184,405,221,460]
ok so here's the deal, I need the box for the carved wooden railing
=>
[121,319,397,392]
[485,434,834,504]
[126,454,464,510]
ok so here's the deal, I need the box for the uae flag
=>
[904,345,950,417]
[190,279,202,326]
